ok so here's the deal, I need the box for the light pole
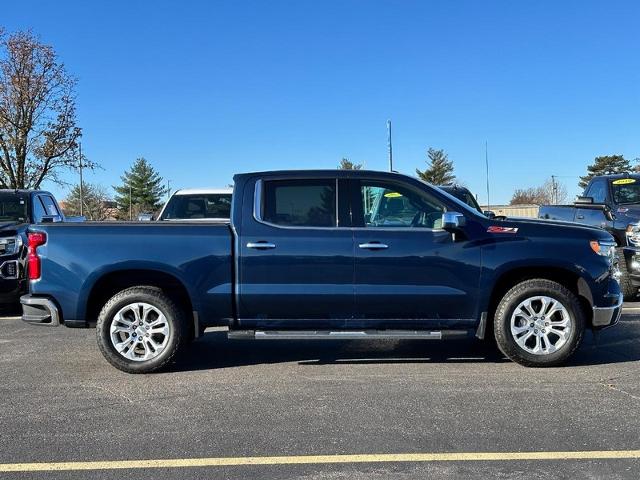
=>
[387,119,393,172]
[78,142,83,217]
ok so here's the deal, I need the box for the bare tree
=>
[510,179,568,205]
[63,183,114,221]
[0,30,87,189]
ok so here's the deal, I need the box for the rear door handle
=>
[576,215,584,220]
[246,241,276,250]
[358,242,389,250]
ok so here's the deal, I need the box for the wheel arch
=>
[486,266,594,329]
[83,268,197,337]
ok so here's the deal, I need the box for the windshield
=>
[431,186,485,217]
[443,189,482,213]
[160,193,232,220]
[611,180,640,205]
[0,194,28,223]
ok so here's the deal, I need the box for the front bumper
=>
[621,247,640,286]
[592,292,623,328]
[20,295,60,326]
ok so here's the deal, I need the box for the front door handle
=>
[576,215,584,220]
[358,242,389,250]
[247,241,276,250]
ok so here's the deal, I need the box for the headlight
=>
[0,236,22,256]
[590,240,616,264]
[626,223,640,246]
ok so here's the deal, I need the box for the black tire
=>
[494,279,585,367]
[96,286,188,373]
[616,248,637,301]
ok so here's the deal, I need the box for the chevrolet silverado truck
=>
[539,173,640,300]
[0,189,78,309]
[21,170,621,373]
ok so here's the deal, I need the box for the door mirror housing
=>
[575,196,594,205]
[442,212,466,231]
[484,210,496,219]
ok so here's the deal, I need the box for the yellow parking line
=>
[1,450,640,472]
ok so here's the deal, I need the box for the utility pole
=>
[78,142,83,217]
[167,179,171,200]
[485,141,490,210]
[387,119,393,172]
[129,184,132,221]
[551,175,558,204]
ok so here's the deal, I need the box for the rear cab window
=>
[260,179,337,227]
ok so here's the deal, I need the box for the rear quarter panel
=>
[30,223,233,324]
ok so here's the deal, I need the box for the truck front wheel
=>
[493,279,585,367]
[616,248,638,301]
[96,287,188,373]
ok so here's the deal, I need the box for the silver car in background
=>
[157,188,232,222]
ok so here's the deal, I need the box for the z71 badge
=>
[487,226,519,234]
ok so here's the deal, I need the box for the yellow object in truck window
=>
[384,192,403,198]
[612,178,636,185]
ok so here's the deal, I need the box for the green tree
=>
[416,148,455,185]
[338,158,362,170]
[113,158,166,219]
[579,155,632,189]
[63,183,113,220]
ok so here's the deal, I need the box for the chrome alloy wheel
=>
[510,296,572,355]
[109,302,170,361]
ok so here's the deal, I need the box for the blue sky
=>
[2,0,639,204]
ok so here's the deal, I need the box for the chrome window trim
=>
[251,176,453,233]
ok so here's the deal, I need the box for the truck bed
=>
[30,222,234,326]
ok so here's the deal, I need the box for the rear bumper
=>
[592,292,623,328]
[20,295,60,326]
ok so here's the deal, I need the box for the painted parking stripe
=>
[1,450,640,472]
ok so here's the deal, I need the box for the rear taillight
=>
[28,232,46,280]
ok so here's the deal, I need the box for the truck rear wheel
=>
[493,279,585,367]
[96,287,188,373]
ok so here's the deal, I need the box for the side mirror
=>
[484,210,496,219]
[40,214,62,223]
[442,212,466,231]
[575,196,594,205]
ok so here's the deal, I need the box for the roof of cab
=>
[233,169,408,181]
[173,188,233,195]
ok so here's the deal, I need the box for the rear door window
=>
[586,180,606,204]
[32,197,47,223]
[39,195,60,216]
[261,179,336,227]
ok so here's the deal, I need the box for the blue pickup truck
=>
[21,170,621,373]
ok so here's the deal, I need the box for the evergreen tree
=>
[416,148,455,185]
[338,158,363,170]
[579,155,632,189]
[113,158,166,219]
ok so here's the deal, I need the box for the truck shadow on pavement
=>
[173,317,640,372]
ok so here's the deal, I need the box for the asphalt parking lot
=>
[1,308,639,480]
